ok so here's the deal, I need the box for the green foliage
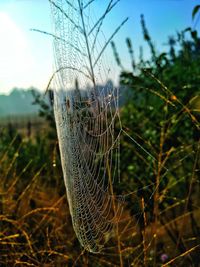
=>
[112,13,200,264]
[31,89,56,139]
[192,5,200,20]
[116,14,200,178]
[112,14,200,265]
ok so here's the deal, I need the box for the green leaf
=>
[184,27,191,33]
[192,5,200,20]
[191,30,198,40]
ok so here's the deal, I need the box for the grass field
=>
[0,111,199,266]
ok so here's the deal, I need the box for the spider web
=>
[50,0,127,252]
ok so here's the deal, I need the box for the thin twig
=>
[78,0,96,87]
[64,0,77,11]
[45,66,92,94]
[91,0,121,54]
[89,0,120,36]
[49,0,83,34]
[162,244,200,267]
[84,0,96,9]
[30,29,87,57]
[93,17,128,68]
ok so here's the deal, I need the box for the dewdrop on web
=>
[49,0,128,252]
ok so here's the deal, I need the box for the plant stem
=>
[78,0,96,88]
[106,159,123,267]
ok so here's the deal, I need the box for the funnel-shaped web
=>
[50,0,127,252]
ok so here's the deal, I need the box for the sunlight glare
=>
[0,12,34,94]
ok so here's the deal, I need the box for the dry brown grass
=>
[0,123,200,266]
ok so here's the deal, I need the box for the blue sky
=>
[0,0,197,94]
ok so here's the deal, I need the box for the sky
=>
[0,0,198,95]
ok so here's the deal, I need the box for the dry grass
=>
[0,119,200,266]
